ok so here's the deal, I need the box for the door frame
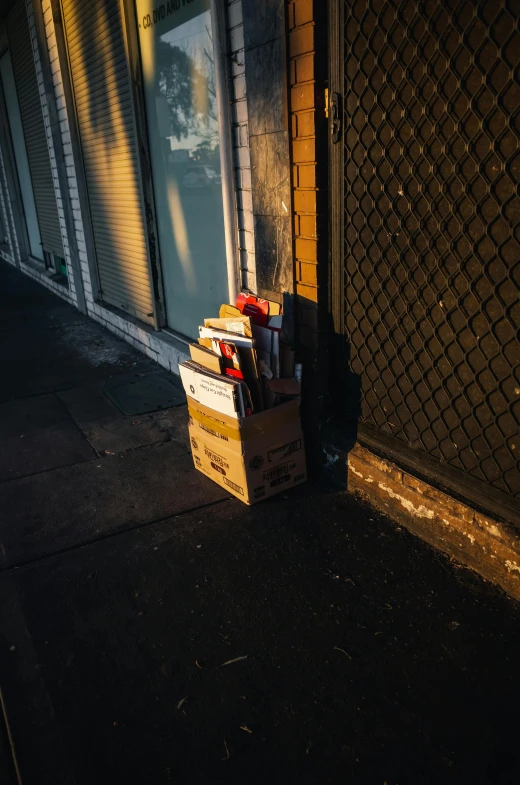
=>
[50,0,102,304]
[0,24,33,268]
[32,0,87,312]
[328,0,344,339]
[210,0,239,308]
[121,0,167,329]
[122,0,239,337]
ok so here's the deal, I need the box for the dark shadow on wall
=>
[291,291,362,483]
[317,321,362,488]
[327,329,362,449]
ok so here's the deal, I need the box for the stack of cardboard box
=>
[178,295,306,505]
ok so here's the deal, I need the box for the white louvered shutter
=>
[7,0,64,258]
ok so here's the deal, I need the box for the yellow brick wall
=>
[287,0,328,466]
[288,0,318,309]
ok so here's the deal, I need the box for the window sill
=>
[21,257,69,290]
[49,272,68,288]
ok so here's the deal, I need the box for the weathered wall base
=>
[346,444,520,602]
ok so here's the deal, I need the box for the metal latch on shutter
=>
[330,92,341,143]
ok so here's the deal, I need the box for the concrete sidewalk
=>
[1,261,519,785]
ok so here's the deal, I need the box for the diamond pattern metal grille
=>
[343,0,520,499]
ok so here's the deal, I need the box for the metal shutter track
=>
[7,0,63,257]
[62,0,154,324]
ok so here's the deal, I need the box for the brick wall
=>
[227,0,256,293]
[287,0,327,465]
[240,0,293,302]
[288,0,319,346]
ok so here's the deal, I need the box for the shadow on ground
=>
[1,262,519,785]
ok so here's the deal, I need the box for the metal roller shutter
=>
[61,0,155,324]
[7,0,63,259]
[340,0,520,511]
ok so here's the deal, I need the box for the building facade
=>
[0,0,289,371]
[0,0,519,594]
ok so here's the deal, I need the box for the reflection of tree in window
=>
[156,41,198,140]
[156,31,215,137]
[195,23,218,162]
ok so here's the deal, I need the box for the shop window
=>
[44,251,68,284]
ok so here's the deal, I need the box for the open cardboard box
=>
[187,397,306,504]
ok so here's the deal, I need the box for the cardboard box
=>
[188,397,300,451]
[187,397,306,504]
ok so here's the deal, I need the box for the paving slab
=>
[149,406,192,453]
[0,441,229,567]
[0,394,95,481]
[0,488,519,785]
[102,371,186,414]
[57,383,175,455]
